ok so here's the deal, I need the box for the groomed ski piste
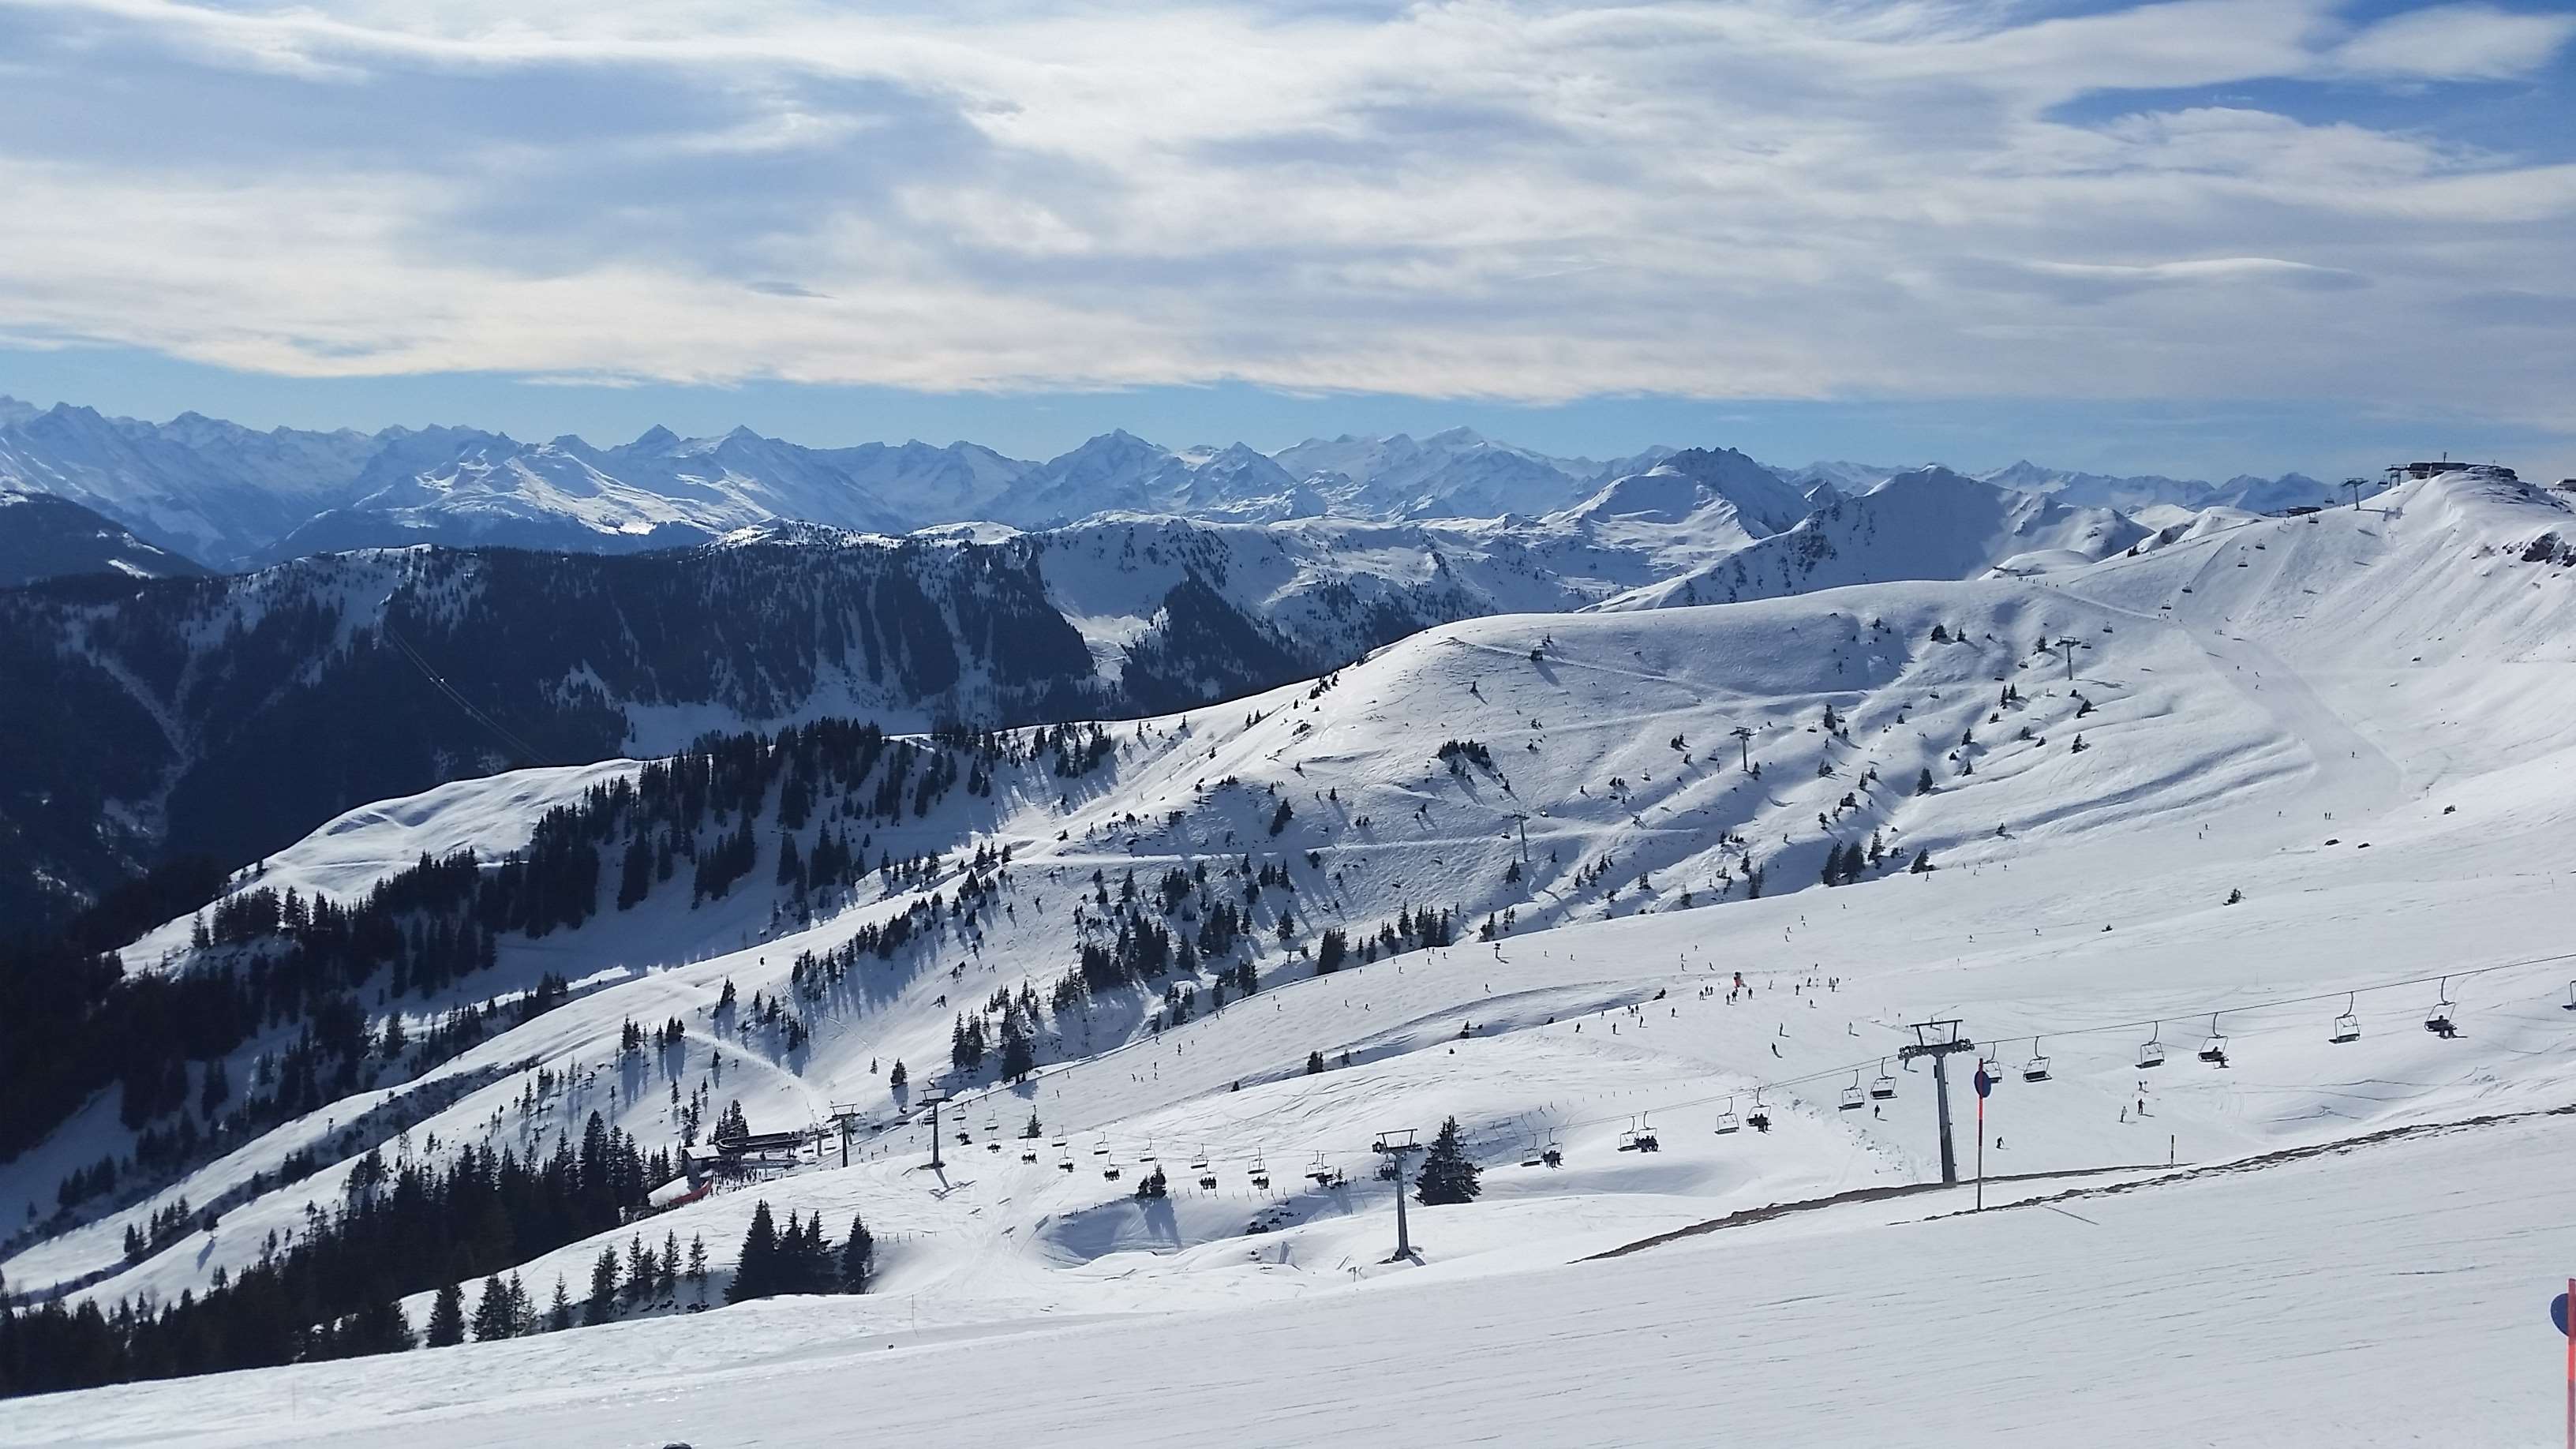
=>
[11,470,2576,1445]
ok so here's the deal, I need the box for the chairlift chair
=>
[1634,1119,1660,1152]
[2021,1039,2051,1083]
[2562,981,2576,1013]
[1058,1153,1075,1172]
[1103,1158,1122,1181]
[1869,1061,1897,1100]
[1715,1097,1742,1135]
[1541,1130,1563,1168]
[2424,977,2457,1035]
[1250,1155,1271,1189]
[2197,1013,2228,1064]
[2137,1024,2166,1069]
[1838,1071,1866,1111]
[1021,1145,1039,1163]
[1747,1091,1773,1133]
[2331,993,2361,1044]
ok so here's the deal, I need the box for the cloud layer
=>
[1,0,2571,424]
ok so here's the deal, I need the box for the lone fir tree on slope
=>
[1414,1116,1481,1207]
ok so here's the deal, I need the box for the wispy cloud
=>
[0,0,2570,424]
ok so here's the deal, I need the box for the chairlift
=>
[1103,1157,1122,1181]
[2197,1013,2228,1064]
[1057,1152,1075,1172]
[1307,1151,1341,1187]
[2022,1039,2051,1083]
[2137,1023,2166,1069]
[2331,993,2361,1044]
[1197,1170,1219,1190]
[2424,977,2457,1035]
[1634,1118,1660,1152]
[2561,981,2576,1013]
[1140,1140,1160,1163]
[1091,1139,1109,1155]
[1189,1148,1211,1171]
[1747,1091,1773,1133]
[1869,1060,1897,1100]
[1715,1097,1741,1135]
[1541,1129,1563,1168]
[1250,1154,1271,1189]
[1021,1145,1039,1163]
[1838,1071,1866,1111]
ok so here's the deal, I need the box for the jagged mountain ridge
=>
[0,396,2329,573]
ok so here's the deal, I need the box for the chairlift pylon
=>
[2331,992,2361,1044]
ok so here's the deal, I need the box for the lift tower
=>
[1897,1020,1977,1185]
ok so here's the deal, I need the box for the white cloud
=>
[0,0,2570,425]
[2331,3,2576,80]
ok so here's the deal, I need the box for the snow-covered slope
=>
[0,489,208,586]
[1595,466,2147,609]
[10,470,2574,1439]
[17,1110,2571,1447]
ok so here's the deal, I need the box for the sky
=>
[1,0,2572,482]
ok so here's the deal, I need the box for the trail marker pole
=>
[2544,1273,2565,1443]
[1972,1061,1994,1211]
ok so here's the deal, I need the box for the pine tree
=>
[1915,767,1935,795]
[585,1245,620,1325]
[427,1280,466,1346]
[547,1275,575,1332]
[1305,1050,1326,1075]
[839,1212,875,1294]
[1910,848,1934,874]
[729,1200,780,1303]
[471,1274,515,1341]
[888,1060,908,1089]
[1414,1116,1481,1206]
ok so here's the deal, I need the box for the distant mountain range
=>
[1786,459,2338,516]
[0,395,2331,577]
